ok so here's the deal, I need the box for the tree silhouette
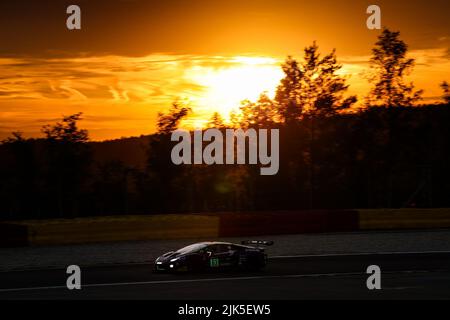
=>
[157,101,191,134]
[4,28,450,220]
[2,132,25,144]
[367,28,423,107]
[239,93,278,128]
[275,57,303,123]
[42,113,88,143]
[441,81,450,104]
[273,43,357,208]
[228,110,243,129]
[275,43,356,122]
[93,160,131,215]
[41,113,91,217]
[207,112,226,129]
[146,101,192,212]
[301,43,357,117]
[0,132,39,219]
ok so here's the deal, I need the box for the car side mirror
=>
[206,251,212,257]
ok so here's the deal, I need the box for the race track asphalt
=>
[1,252,450,299]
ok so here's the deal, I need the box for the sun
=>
[185,56,284,126]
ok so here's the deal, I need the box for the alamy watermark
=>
[65,4,380,31]
[171,128,280,176]
[66,265,81,290]
[366,265,382,290]
[66,5,81,30]
[366,5,381,30]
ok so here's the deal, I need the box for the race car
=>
[154,240,273,272]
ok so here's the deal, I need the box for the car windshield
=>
[176,243,208,254]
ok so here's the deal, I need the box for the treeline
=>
[1,28,450,220]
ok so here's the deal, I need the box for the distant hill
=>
[89,135,151,170]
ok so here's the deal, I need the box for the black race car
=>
[154,240,273,272]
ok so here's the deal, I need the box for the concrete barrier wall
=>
[1,215,219,246]
[217,210,359,237]
[0,223,29,247]
[1,209,450,247]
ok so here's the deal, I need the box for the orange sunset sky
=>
[0,0,449,141]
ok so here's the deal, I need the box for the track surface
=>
[1,252,450,299]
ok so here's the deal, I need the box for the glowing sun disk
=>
[186,57,284,122]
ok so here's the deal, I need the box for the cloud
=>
[0,54,280,139]
[0,49,448,141]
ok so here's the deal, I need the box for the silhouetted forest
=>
[1,29,450,220]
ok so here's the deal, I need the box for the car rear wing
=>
[241,240,274,247]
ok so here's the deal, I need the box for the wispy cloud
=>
[0,54,281,139]
[0,48,448,141]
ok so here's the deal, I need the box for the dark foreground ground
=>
[1,252,450,299]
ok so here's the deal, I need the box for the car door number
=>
[210,258,220,267]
